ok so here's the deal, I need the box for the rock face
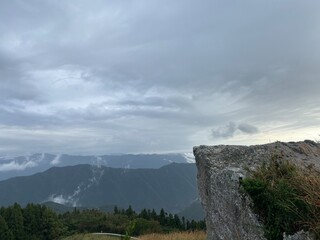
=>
[283,230,315,240]
[193,140,320,240]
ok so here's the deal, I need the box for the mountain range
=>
[0,153,194,181]
[0,163,199,214]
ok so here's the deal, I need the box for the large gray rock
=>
[284,230,315,240]
[193,140,320,240]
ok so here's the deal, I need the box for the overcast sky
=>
[0,0,320,155]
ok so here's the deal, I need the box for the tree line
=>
[0,203,205,239]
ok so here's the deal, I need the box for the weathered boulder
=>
[283,230,315,240]
[193,140,320,240]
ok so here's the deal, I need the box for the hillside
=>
[178,200,205,221]
[0,163,198,213]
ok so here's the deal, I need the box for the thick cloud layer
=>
[0,0,320,154]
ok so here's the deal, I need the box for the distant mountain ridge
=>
[0,153,194,180]
[0,163,198,213]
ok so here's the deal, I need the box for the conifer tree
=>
[0,215,13,240]
[5,203,25,240]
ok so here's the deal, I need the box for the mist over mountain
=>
[0,163,198,213]
[0,153,194,181]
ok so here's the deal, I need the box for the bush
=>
[242,154,320,240]
[133,218,161,235]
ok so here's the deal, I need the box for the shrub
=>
[242,154,320,240]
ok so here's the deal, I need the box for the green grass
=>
[140,231,206,240]
[62,233,122,240]
[61,231,207,240]
[242,154,320,240]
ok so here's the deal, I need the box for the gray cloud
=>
[211,122,237,138]
[0,0,320,154]
[0,160,37,172]
[0,154,46,171]
[212,122,259,139]
[238,123,259,135]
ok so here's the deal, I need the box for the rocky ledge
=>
[193,140,320,240]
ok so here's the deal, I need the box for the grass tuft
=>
[62,231,206,240]
[139,231,206,240]
[63,233,120,240]
[242,154,320,240]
